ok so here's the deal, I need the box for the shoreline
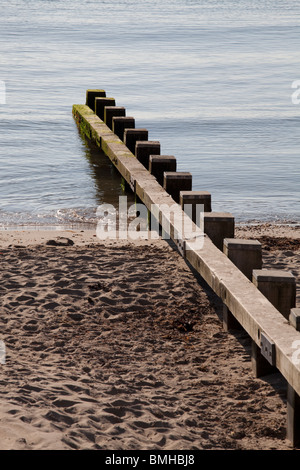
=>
[1,220,300,231]
[0,221,299,249]
[0,224,298,450]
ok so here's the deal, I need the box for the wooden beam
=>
[72,103,300,399]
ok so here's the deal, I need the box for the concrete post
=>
[149,155,177,186]
[252,269,296,320]
[95,97,116,121]
[180,191,212,225]
[124,129,148,154]
[113,117,135,141]
[104,106,126,130]
[200,212,235,251]
[86,89,106,111]
[289,308,300,331]
[135,141,160,168]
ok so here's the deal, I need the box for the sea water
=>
[0,0,299,228]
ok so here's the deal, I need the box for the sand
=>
[0,223,299,450]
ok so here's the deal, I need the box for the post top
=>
[105,106,126,111]
[95,97,116,108]
[149,155,176,161]
[253,269,296,282]
[201,212,234,220]
[124,128,148,134]
[224,238,261,249]
[180,190,211,198]
[95,96,115,101]
[113,116,135,121]
[135,141,160,147]
[164,172,192,178]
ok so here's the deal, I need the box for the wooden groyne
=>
[73,89,300,446]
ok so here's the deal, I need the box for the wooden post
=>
[86,89,106,111]
[149,155,177,186]
[200,212,234,251]
[180,191,212,225]
[222,305,243,332]
[95,97,116,121]
[124,129,148,154]
[223,238,262,332]
[251,269,296,379]
[224,239,262,281]
[104,106,126,130]
[113,116,135,141]
[163,172,192,203]
[251,340,277,379]
[252,270,296,320]
[135,141,160,168]
[287,384,300,447]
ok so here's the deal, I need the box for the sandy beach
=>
[0,223,299,450]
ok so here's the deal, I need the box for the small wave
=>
[0,207,100,230]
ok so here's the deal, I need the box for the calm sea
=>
[0,0,299,228]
